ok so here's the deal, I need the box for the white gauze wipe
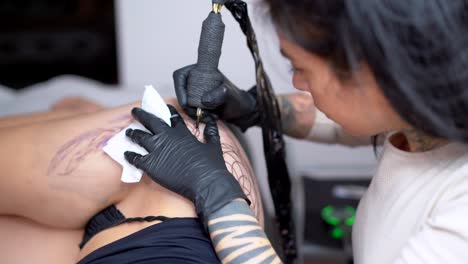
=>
[103,86,171,183]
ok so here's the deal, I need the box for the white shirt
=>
[307,113,468,264]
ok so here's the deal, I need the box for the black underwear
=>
[78,205,220,264]
[80,205,169,249]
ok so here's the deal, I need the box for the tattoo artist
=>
[124,0,468,263]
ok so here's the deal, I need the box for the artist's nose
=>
[292,72,310,92]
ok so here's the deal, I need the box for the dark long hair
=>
[263,0,468,142]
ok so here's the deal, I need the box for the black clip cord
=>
[225,1,298,263]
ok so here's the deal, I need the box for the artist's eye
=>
[290,66,304,74]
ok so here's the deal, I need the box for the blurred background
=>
[0,0,376,263]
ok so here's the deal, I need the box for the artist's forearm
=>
[277,93,315,139]
[208,199,281,264]
[0,102,140,228]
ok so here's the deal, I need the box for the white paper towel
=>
[103,86,171,183]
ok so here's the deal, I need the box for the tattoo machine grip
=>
[187,12,225,109]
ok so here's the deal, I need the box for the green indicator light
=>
[345,215,355,226]
[321,206,340,226]
[331,228,344,239]
[321,205,334,216]
[326,216,340,226]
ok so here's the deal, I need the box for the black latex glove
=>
[124,105,249,228]
[173,65,260,131]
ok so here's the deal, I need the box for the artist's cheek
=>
[307,75,346,124]
[324,83,372,136]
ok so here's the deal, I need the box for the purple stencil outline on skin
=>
[47,115,132,177]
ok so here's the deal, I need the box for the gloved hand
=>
[173,65,260,131]
[124,106,249,228]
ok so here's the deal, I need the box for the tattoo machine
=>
[187,0,227,128]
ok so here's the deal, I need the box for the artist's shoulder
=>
[432,147,468,208]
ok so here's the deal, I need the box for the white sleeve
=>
[393,175,468,264]
[306,110,372,147]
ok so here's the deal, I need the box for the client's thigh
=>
[0,216,82,264]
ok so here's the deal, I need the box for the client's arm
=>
[180,113,264,225]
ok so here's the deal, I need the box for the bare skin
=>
[0,98,263,264]
[51,97,104,113]
[0,104,134,228]
[403,129,449,152]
